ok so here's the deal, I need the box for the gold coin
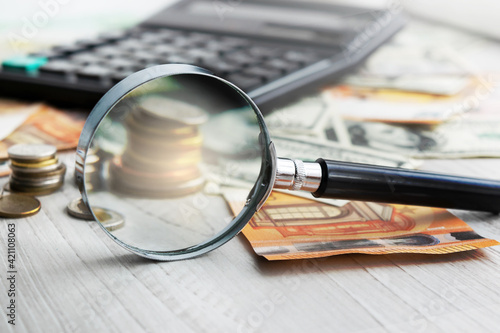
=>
[129,107,187,127]
[0,194,41,218]
[11,157,59,169]
[128,131,203,151]
[136,95,209,125]
[66,198,93,220]
[10,161,63,174]
[110,157,201,180]
[124,141,202,161]
[10,175,64,187]
[110,175,205,198]
[125,113,197,137]
[123,145,201,164]
[121,152,201,173]
[12,163,67,179]
[9,181,64,196]
[94,208,125,231]
[110,164,201,189]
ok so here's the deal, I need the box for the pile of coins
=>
[74,147,102,191]
[7,144,66,195]
[109,95,208,198]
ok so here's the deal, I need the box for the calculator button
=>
[39,61,78,75]
[203,62,239,76]
[135,50,159,61]
[51,44,87,55]
[242,67,281,82]
[218,37,249,49]
[111,70,136,84]
[184,49,219,62]
[283,51,318,64]
[2,56,48,72]
[107,58,139,69]
[263,59,300,73]
[165,54,197,64]
[114,39,146,51]
[76,65,113,80]
[151,45,182,56]
[248,47,282,59]
[224,52,257,66]
[226,74,262,90]
[70,52,103,65]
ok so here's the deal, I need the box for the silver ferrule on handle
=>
[274,158,322,192]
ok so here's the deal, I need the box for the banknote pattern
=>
[225,191,499,260]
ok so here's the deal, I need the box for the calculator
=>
[0,0,405,112]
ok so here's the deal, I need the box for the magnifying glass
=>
[75,65,500,260]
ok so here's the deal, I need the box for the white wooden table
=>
[1,154,500,333]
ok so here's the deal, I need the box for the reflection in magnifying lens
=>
[79,67,274,259]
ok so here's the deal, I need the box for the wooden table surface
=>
[1,154,500,333]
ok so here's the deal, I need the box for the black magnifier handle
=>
[274,158,500,213]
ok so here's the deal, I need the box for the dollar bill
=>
[271,135,419,169]
[265,96,332,136]
[224,190,499,260]
[359,20,475,78]
[344,116,500,159]
[266,94,352,146]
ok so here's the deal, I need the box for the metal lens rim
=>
[75,64,275,260]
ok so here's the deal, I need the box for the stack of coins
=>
[74,147,102,191]
[7,144,66,195]
[109,95,208,198]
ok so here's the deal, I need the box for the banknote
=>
[0,100,39,141]
[265,96,332,136]
[0,104,86,161]
[324,83,478,124]
[343,74,471,96]
[359,20,475,78]
[344,116,500,159]
[271,135,419,169]
[224,190,499,260]
[266,94,352,146]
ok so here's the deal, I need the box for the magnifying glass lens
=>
[83,72,270,256]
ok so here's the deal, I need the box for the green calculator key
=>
[2,56,48,72]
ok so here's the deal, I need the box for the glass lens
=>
[82,73,269,255]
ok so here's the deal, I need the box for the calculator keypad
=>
[28,27,329,90]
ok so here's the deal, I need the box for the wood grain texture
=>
[1,153,500,333]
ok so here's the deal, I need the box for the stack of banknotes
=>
[231,21,500,259]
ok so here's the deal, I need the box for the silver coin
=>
[8,144,57,161]
[85,154,100,165]
[66,198,93,220]
[13,163,67,179]
[94,208,125,231]
[139,95,208,125]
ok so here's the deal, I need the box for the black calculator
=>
[0,0,405,112]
